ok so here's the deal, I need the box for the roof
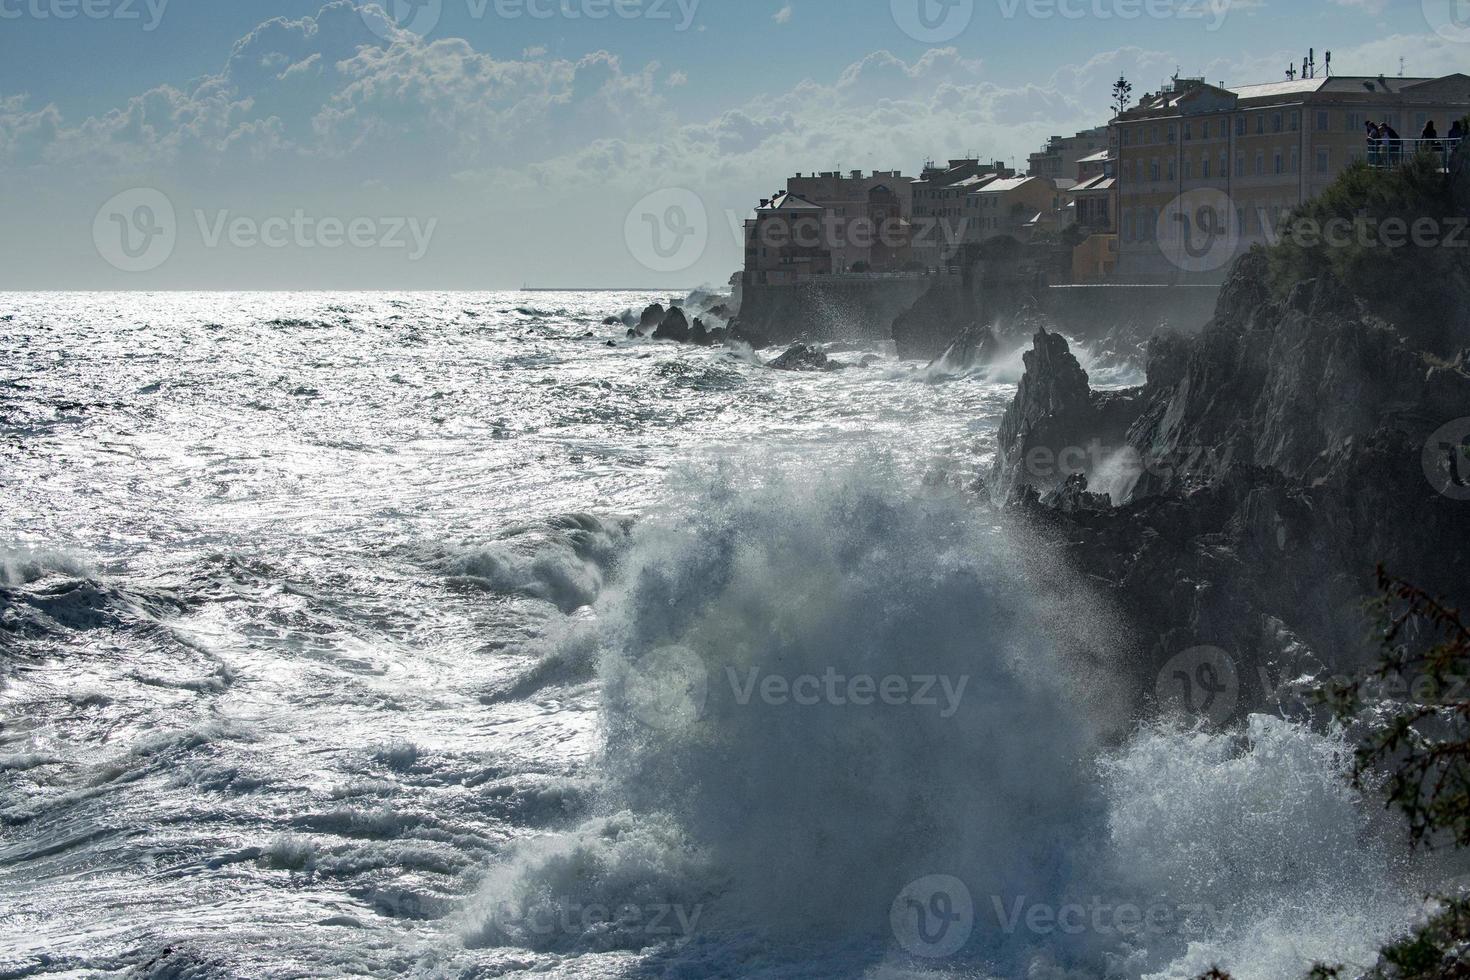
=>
[973,176,1042,194]
[1069,175,1115,194]
[757,193,824,212]
[1053,178,1078,191]
[1077,150,1112,164]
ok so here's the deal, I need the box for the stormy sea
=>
[0,291,1454,979]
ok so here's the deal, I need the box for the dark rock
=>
[892,278,974,362]
[1004,244,1470,721]
[935,323,1000,371]
[989,328,1142,502]
[638,304,665,333]
[1040,473,1113,514]
[767,344,845,372]
[653,307,692,343]
[603,316,622,326]
[690,318,711,346]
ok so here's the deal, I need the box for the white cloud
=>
[773,4,793,24]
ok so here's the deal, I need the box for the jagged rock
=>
[603,316,622,326]
[1006,242,1470,721]
[690,318,711,346]
[892,279,974,361]
[767,344,844,372]
[935,323,1000,371]
[638,303,665,333]
[653,307,691,343]
[1040,473,1113,514]
[989,328,1141,502]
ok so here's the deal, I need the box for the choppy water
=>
[0,292,1447,978]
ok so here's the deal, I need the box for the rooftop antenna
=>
[1286,64,1297,81]
[1399,57,1406,77]
[1325,51,1332,77]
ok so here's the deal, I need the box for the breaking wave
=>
[462,464,1440,978]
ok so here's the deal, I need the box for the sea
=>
[0,291,1450,979]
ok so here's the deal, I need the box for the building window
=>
[1236,116,1246,137]
[1290,148,1299,174]
[1290,111,1299,132]
[1316,110,1329,131]
[1235,152,1245,177]
[1272,112,1283,133]
[1256,151,1265,176]
[1168,124,1176,143]
[1167,159,1176,181]
[1220,152,1228,176]
[1236,207,1245,233]
[1317,148,1329,173]
[1184,158,1193,179]
[1346,112,1361,133]
[1184,122,1193,141]
[1274,150,1283,175]
[1256,114,1265,134]
[1202,157,1211,179]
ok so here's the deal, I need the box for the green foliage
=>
[1265,151,1467,347]
[1320,567,1470,850]
[1370,898,1470,978]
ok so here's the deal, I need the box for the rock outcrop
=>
[652,307,691,343]
[767,344,846,372]
[638,304,665,333]
[935,323,1000,372]
[988,328,1142,503]
[993,241,1470,719]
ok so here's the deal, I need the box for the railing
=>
[1367,137,1462,170]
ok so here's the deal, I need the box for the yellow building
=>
[1114,73,1470,280]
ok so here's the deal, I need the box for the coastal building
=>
[1027,127,1110,180]
[964,175,1066,244]
[910,159,1013,268]
[1066,149,1116,230]
[742,170,916,280]
[744,192,831,281]
[1114,72,1470,279]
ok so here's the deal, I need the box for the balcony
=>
[1367,138,1462,172]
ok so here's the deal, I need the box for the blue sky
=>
[1,0,1464,288]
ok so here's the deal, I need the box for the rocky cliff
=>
[990,155,1470,718]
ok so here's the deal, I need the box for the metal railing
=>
[1367,137,1462,170]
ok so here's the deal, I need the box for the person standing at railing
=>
[1366,121,1382,166]
[1423,120,1440,154]
[1381,121,1403,165]
[1451,120,1465,150]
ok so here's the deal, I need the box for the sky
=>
[1,0,1466,289]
